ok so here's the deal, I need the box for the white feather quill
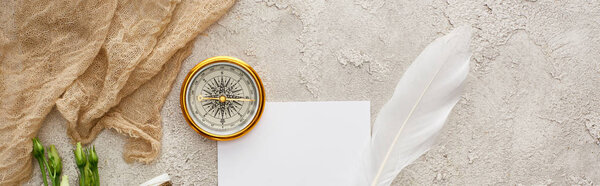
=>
[364,26,472,186]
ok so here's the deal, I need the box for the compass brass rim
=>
[180,56,265,141]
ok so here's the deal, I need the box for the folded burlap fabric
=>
[0,0,234,184]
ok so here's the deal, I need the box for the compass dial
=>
[181,57,264,140]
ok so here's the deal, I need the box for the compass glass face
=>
[185,62,260,136]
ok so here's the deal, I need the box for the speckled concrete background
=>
[28,0,600,185]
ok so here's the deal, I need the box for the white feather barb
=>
[365,26,472,186]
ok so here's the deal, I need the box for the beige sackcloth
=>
[0,0,235,184]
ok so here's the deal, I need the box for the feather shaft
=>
[366,26,472,186]
[370,62,444,186]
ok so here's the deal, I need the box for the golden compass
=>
[180,56,265,141]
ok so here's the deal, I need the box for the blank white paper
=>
[218,101,370,186]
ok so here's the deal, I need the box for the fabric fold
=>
[56,0,235,147]
[0,0,118,184]
[101,42,193,163]
[56,0,180,144]
[0,0,236,184]
[56,0,235,162]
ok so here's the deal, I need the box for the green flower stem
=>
[32,138,48,186]
[73,142,100,186]
[52,174,60,186]
[42,155,50,185]
[36,157,48,186]
[47,145,62,186]
[84,162,93,186]
[74,142,87,186]
[89,146,99,186]
[93,169,99,186]
[78,167,85,186]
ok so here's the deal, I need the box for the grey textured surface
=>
[29,0,600,185]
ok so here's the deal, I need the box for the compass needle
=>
[227,98,255,102]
